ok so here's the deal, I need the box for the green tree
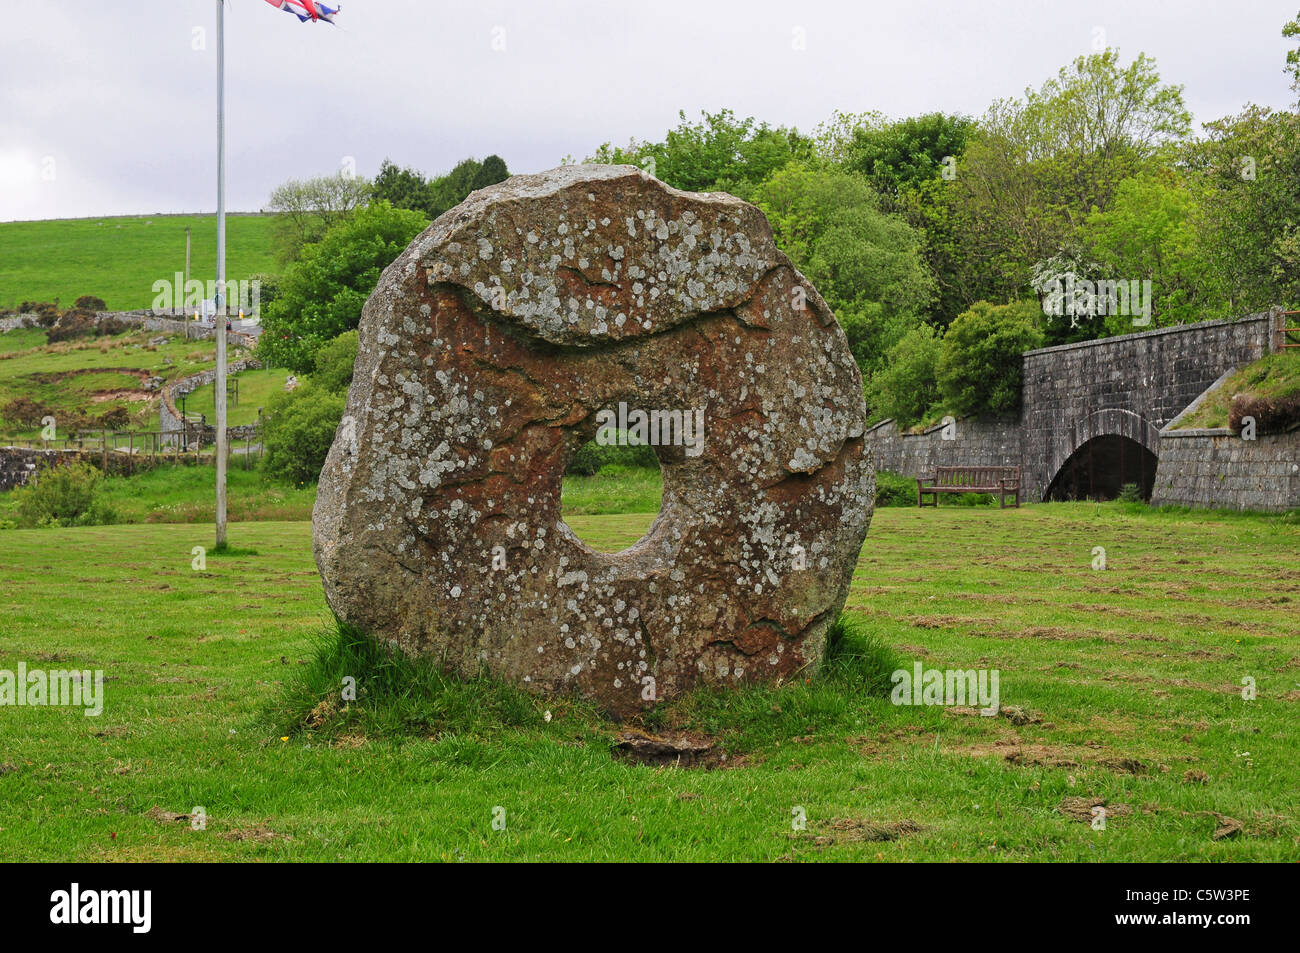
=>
[312,330,359,394]
[845,112,976,202]
[943,50,1191,320]
[1285,11,1300,93]
[372,158,437,215]
[261,384,347,485]
[936,300,1044,416]
[470,154,510,192]
[589,109,812,199]
[1182,106,1300,314]
[266,172,373,262]
[864,322,943,427]
[1084,169,1225,331]
[257,202,428,373]
[751,164,936,372]
[372,156,511,220]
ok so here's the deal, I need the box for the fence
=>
[0,427,264,473]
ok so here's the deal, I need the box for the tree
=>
[864,323,943,428]
[471,155,510,192]
[267,172,373,262]
[1285,10,1300,93]
[941,51,1191,322]
[372,158,437,215]
[845,112,976,202]
[312,330,359,394]
[372,156,511,220]
[936,300,1044,416]
[256,202,429,373]
[750,164,936,373]
[589,109,813,199]
[261,384,346,485]
[812,110,884,166]
[1183,106,1300,314]
[1083,169,1225,332]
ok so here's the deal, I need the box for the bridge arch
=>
[1043,408,1161,502]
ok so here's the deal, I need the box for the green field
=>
[0,464,662,528]
[1,501,1296,861]
[183,368,291,428]
[0,214,277,311]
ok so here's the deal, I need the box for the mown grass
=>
[0,464,315,526]
[0,462,662,528]
[0,214,277,311]
[560,463,663,516]
[1,502,1296,861]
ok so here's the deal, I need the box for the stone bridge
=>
[865,311,1297,509]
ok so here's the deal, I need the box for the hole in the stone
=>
[560,431,664,553]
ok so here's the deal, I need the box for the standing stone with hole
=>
[313,165,874,716]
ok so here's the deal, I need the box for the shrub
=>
[97,407,131,430]
[46,309,96,343]
[1117,483,1143,503]
[865,322,942,427]
[312,330,359,394]
[936,300,1044,416]
[261,383,346,484]
[1229,392,1300,435]
[73,295,107,312]
[566,435,658,476]
[96,316,129,336]
[13,461,116,527]
[874,470,917,507]
[2,396,53,429]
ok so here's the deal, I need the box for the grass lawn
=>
[0,214,277,312]
[183,368,291,428]
[1,502,1296,861]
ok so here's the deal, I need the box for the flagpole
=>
[215,0,228,547]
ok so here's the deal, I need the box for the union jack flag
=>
[264,0,340,24]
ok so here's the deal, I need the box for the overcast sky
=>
[1,0,1297,221]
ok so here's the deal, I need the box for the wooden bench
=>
[917,466,1021,509]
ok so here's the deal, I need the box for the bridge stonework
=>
[1020,314,1275,500]
[865,312,1287,508]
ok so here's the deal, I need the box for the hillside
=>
[0,325,244,437]
[0,214,277,311]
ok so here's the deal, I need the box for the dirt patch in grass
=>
[146,806,200,825]
[810,817,922,846]
[219,826,292,844]
[910,614,992,630]
[89,389,151,403]
[964,740,1081,769]
[1058,797,1133,822]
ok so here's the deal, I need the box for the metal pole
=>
[184,228,191,340]
[215,0,228,548]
